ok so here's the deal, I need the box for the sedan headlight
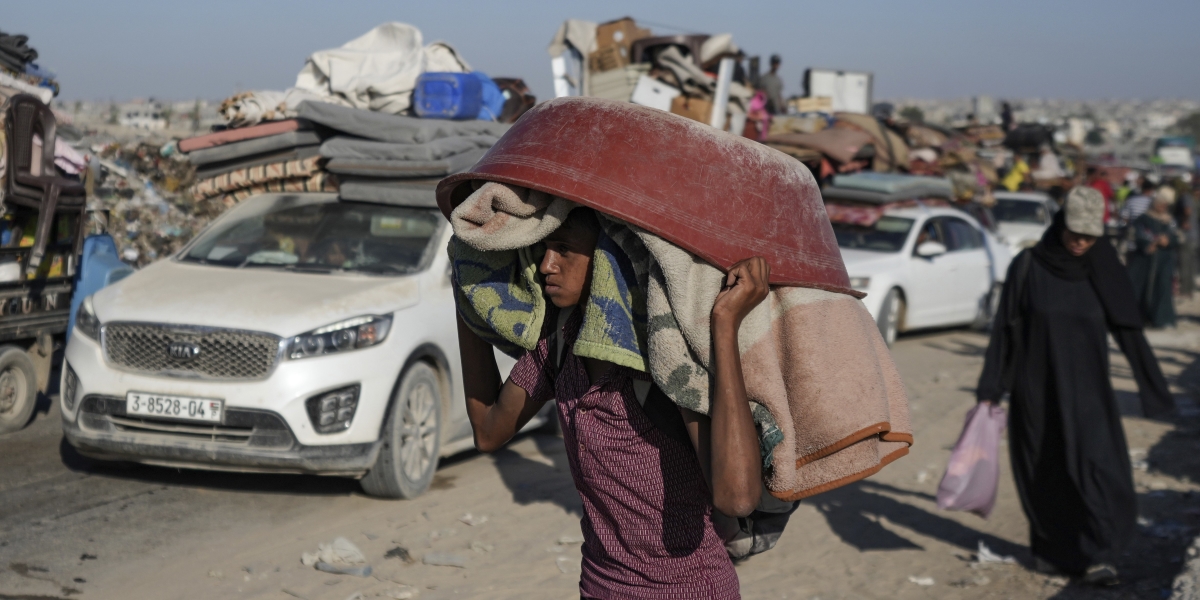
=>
[849,277,871,290]
[288,315,392,360]
[76,297,101,340]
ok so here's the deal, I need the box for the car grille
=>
[104,323,281,380]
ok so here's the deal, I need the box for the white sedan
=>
[992,191,1057,254]
[61,192,549,499]
[831,204,1013,345]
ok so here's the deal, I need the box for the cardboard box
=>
[589,64,648,102]
[588,45,627,73]
[630,75,680,112]
[595,17,651,59]
[671,96,712,124]
[790,96,833,113]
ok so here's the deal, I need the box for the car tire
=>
[361,362,443,499]
[973,283,1004,331]
[0,346,38,434]
[877,288,903,347]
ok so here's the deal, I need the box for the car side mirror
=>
[916,241,948,258]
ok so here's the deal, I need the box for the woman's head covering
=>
[1064,186,1105,237]
[1030,210,1141,328]
[1154,186,1178,207]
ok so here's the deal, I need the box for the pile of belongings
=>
[549,17,752,132]
[178,101,510,210]
[0,30,56,103]
[218,22,533,128]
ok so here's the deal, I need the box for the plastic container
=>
[414,73,483,120]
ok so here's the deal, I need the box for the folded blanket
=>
[298,101,509,145]
[179,119,310,153]
[219,89,349,129]
[450,182,912,500]
[324,148,487,178]
[186,130,322,167]
[192,155,324,200]
[320,134,499,162]
[218,172,337,203]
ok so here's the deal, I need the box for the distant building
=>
[118,101,167,130]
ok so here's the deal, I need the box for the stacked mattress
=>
[181,119,334,205]
[179,101,510,209]
[297,101,509,208]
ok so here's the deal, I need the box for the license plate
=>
[125,392,223,423]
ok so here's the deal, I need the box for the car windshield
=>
[993,199,1048,225]
[831,216,915,253]
[180,195,442,275]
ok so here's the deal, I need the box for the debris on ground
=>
[422,552,467,568]
[907,575,935,586]
[557,533,585,545]
[383,585,420,599]
[975,541,1017,565]
[469,541,494,553]
[458,513,488,527]
[384,546,415,563]
[301,537,372,577]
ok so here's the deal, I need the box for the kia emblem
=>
[168,341,202,361]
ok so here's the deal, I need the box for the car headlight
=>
[849,277,871,290]
[76,297,101,341]
[288,315,392,360]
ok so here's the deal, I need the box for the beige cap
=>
[1064,186,1105,237]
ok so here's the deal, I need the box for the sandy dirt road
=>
[2,313,1198,600]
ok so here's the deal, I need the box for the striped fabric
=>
[510,309,740,599]
[192,155,325,199]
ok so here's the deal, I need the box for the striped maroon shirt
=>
[510,309,740,599]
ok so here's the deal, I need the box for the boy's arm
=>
[696,257,769,518]
[457,314,550,452]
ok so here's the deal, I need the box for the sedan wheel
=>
[876,289,903,347]
[361,362,443,499]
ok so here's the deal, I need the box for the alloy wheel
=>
[399,380,438,482]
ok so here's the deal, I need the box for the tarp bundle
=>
[219,23,471,128]
[439,98,912,500]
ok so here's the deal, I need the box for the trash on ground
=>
[975,541,1017,564]
[383,585,420,599]
[558,533,585,545]
[384,546,415,563]
[458,513,488,526]
[908,576,935,586]
[469,541,494,553]
[302,537,371,577]
[422,552,467,568]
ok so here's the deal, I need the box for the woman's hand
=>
[712,257,771,328]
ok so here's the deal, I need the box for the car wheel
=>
[0,346,38,434]
[361,362,442,499]
[876,288,903,347]
[973,283,1004,331]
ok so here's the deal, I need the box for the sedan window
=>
[993,199,1049,225]
[942,218,984,251]
[181,197,443,275]
[831,216,915,253]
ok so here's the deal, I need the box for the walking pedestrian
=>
[1173,178,1198,298]
[1127,186,1181,328]
[456,207,766,599]
[977,186,1173,586]
[757,54,785,116]
[1119,179,1155,224]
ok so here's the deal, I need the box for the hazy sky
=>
[5,0,1199,104]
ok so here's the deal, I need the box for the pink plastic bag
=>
[936,403,1007,518]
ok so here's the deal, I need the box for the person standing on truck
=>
[976,186,1173,586]
[456,207,766,599]
[757,54,785,115]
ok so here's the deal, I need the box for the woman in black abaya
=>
[977,186,1174,585]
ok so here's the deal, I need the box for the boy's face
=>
[539,223,599,308]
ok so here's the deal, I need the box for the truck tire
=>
[361,362,443,499]
[0,346,39,434]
